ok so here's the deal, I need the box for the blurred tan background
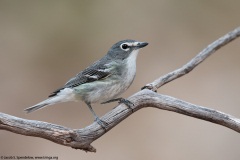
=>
[1,0,240,159]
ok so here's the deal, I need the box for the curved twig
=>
[142,27,240,91]
[1,90,240,152]
[1,27,240,152]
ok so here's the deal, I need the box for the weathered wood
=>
[143,27,240,91]
[1,27,240,152]
[1,90,240,152]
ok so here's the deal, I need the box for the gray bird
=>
[24,39,148,127]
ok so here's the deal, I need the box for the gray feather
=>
[24,103,49,113]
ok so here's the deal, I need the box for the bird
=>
[24,39,148,128]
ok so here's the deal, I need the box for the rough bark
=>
[1,27,240,152]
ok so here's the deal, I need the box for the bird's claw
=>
[94,117,108,130]
[102,98,134,113]
[118,98,134,113]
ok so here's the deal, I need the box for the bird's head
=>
[107,39,148,60]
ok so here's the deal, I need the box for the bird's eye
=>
[120,43,129,51]
[122,44,128,49]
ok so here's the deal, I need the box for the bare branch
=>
[1,27,240,152]
[1,90,240,152]
[143,27,240,91]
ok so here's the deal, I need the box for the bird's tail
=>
[24,96,68,113]
[24,103,48,113]
[24,88,76,113]
[24,98,55,113]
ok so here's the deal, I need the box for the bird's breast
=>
[116,49,139,92]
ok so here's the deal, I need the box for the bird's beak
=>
[136,42,148,48]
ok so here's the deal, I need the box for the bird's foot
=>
[94,117,108,130]
[102,98,134,113]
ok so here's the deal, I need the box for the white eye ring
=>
[120,43,130,51]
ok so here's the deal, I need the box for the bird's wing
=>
[65,63,111,87]
[48,59,112,97]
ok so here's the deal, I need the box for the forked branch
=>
[1,27,240,152]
